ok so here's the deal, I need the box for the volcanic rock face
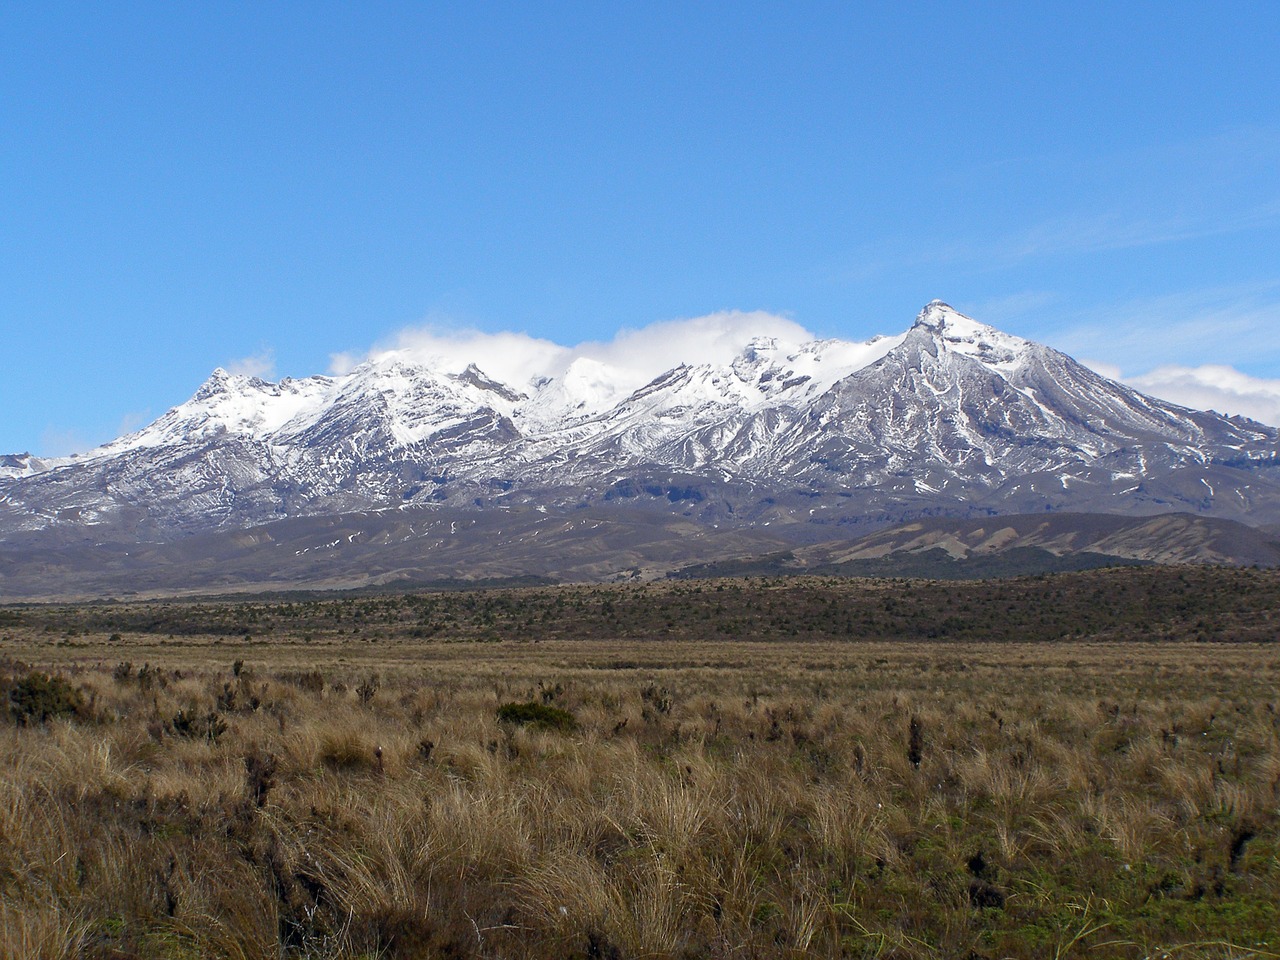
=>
[4,301,1280,543]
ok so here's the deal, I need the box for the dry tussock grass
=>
[0,614,1277,958]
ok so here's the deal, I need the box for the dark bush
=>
[908,715,924,768]
[216,682,238,712]
[496,700,578,732]
[170,709,228,743]
[244,750,278,807]
[8,672,84,726]
[356,674,381,705]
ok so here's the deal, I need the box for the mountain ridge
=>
[3,506,1276,601]
[3,301,1280,595]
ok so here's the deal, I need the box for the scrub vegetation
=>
[1,568,1279,958]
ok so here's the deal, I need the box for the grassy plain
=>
[1,568,1279,959]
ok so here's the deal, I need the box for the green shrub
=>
[496,700,578,732]
[8,672,84,726]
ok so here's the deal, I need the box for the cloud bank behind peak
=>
[329,310,816,399]
[1126,365,1280,428]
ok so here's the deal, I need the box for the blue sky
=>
[4,2,1280,455]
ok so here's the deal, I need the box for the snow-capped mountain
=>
[4,302,1280,543]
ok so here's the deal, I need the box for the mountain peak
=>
[458,362,527,403]
[192,366,237,401]
[908,301,1032,365]
[912,300,976,332]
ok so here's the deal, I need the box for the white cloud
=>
[1080,359,1123,380]
[577,310,813,386]
[226,349,276,379]
[1125,365,1280,427]
[117,409,152,438]
[329,310,815,395]
[366,328,571,386]
[38,426,93,458]
[326,351,363,377]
